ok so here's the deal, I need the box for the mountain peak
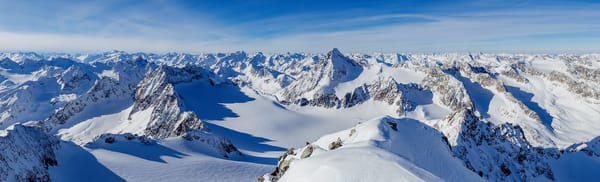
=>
[328,48,343,57]
[325,48,361,69]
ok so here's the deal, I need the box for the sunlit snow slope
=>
[0,50,598,182]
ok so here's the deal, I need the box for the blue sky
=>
[0,0,599,53]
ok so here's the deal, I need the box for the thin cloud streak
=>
[0,31,224,53]
[236,6,600,53]
[0,0,598,53]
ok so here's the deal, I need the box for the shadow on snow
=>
[504,85,554,131]
[176,81,255,121]
[205,122,285,165]
[86,141,188,163]
[50,141,126,182]
[444,68,494,118]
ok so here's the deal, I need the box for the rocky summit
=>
[0,49,599,181]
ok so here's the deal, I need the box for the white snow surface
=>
[276,116,482,182]
[0,50,598,181]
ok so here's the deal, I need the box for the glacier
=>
[0,49,598,181]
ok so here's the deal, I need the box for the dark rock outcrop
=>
[0,125,59,182]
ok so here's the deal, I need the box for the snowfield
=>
[0,49,598,181]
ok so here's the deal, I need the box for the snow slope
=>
[50,137,272,182]
[0,50,598,181]
[261,116,482,182]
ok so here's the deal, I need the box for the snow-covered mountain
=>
[0,49,598,181]
[0,124,58,182]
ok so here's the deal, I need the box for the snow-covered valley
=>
[0,50,599,181]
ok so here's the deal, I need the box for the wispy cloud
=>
[0,31,212,53]
[0,0,598,53]
[232,3,600,53]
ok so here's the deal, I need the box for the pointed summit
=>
[326,48,347,60]
[323,48,362,82]
[324,48,355,64]
[0,57,20,70]
[330,48,342,55]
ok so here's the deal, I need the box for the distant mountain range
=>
[0,49,599,181]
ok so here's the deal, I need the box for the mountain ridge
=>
[0,49,598,181]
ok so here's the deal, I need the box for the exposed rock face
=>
[422,67,472,110]
[0,56,152,129]
[57,65,97,92]
[128,65,241,157]
[328,137,343,150]
[89,133,155,145]
[277,48,363,105]
[260,116,483,182]
[547,71,599,100]
[325,48,364,82]
[334,76,406,109]
[87,132,240,158]
[182,129,242,158]
[365,77,404,105]
[0,125,59,182]
[292,93,340,108]
[266,148,297,182]
[565,136,600,158]
[0,50,599,181]
[0,69,68,128]
[500,63,530,83]
[43,59,149,130]
[446,109,559,181]
[253,52,600,182]
[299,144,315,159]
[44,77,132,129]
[129,65,208,138]
[364,78,429,115]
[499,57,600,101]
[42,59,241,158]
[263,110,600,182]
[283,74,428,116]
